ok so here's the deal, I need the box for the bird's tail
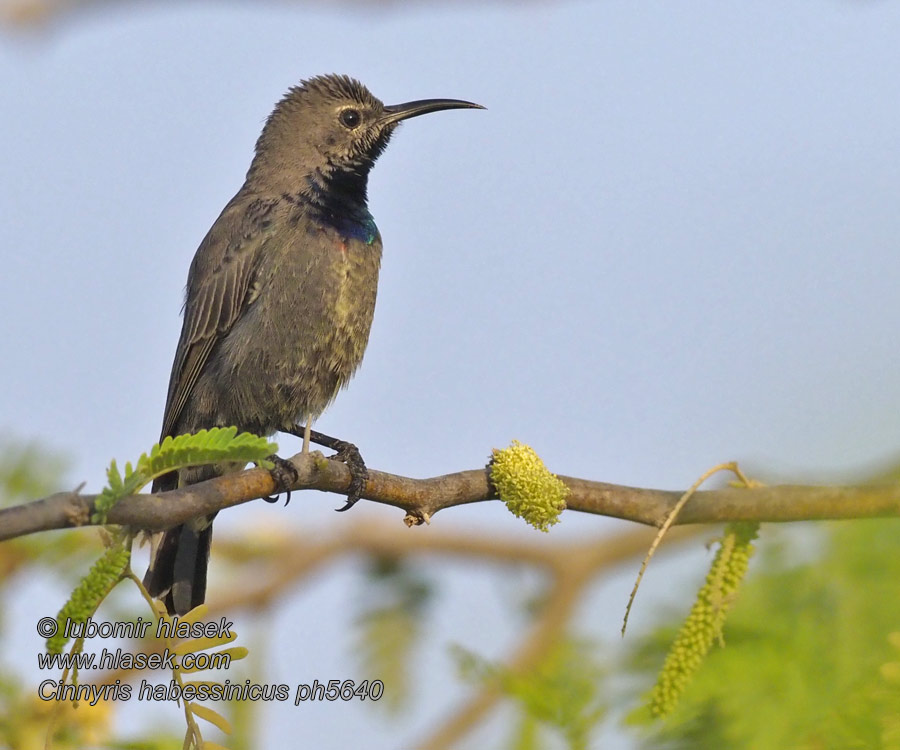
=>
[143,470,215,616]
[144,522,213,616]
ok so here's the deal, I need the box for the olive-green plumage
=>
[144,74,482,615]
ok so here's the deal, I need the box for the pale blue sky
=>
[3,1,900,747]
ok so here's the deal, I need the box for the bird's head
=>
[247,74,483,194]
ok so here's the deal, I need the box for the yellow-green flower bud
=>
[490,441,568,532]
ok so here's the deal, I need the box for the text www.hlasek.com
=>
[38,648,226,672]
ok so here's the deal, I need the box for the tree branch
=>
[2,449,899,542]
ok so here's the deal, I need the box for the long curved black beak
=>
[380,98,485,125]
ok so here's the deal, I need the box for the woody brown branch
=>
[2,449,900,542]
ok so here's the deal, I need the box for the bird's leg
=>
[286,426,369,512]
[302,415,312,455]
[263,454,299,506]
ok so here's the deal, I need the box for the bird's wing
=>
[160,196,275,439]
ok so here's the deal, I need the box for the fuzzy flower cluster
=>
[47,544,131,655]
[649,522,759,717]
[490,441,568,532]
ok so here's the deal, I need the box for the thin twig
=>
[621,462,748,636]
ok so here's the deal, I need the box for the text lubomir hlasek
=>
[60,616,232,640]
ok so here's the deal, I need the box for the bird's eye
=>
[339,108,362,129]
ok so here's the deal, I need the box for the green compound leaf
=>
[491,441,568,531]
[92,428,277,524]
[46,541,131,655]
[649,521,760,718]
[188,702,233,735]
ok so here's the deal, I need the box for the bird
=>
[143,74,483,616]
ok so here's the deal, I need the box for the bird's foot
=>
[286,427,369,511]
[263,455,299,506]
[328,440,368,512]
